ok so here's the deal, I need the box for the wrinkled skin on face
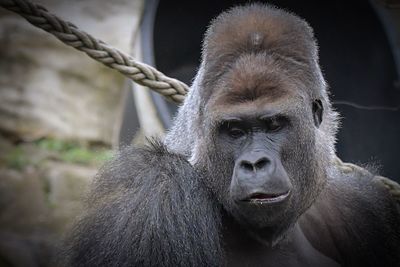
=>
[194,59,327,243]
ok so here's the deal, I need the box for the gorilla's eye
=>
[265,116,286,132]
[228,127,246,139]
[219,121,247,139]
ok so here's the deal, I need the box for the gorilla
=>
[63,4,400,267]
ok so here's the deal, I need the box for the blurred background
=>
[0,0,399,266]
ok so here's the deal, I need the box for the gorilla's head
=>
[168,4,339,244]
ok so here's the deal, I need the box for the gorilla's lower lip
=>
[242,191,290,204]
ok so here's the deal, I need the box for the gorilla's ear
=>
[312,99,323,127]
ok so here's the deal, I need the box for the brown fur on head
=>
[187,4,339,162]
[201,4,322,101]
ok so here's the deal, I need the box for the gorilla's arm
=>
[63,141,222,267]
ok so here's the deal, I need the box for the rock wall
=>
[0,0,144,145]
[0,1,144,266]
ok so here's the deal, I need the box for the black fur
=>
[62,141,223,267]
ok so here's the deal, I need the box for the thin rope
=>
[0,0,189,103]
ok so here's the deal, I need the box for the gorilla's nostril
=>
[240,161,254,172]
[240,157,269,172]
[255,158,269,170]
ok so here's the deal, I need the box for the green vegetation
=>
[60,147,112,165]
[36,138,113,165]
[3,138,113,169]
[4,146,30,170]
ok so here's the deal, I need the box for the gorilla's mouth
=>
[242,191,290,204]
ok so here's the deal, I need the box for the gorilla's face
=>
[216,109,294,225]
[194,58,326,238]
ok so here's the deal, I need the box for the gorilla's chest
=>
[223,223,339,267]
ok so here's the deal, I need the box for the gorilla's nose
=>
[237,152,271,175]
[231,151,292,204]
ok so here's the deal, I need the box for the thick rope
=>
[0,0,189,103]
[1,0,400,202]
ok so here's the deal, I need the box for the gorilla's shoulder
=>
[324,165,399,221]
[334,166,398,209]
[301,166,400,265]
[63,140,223,267]
[307,165,399,224]
[105,139,186,173]
[87,139,196,204]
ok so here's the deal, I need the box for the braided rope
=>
[0,0,189,103]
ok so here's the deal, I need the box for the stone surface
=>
[0,0,144,145]
[0,135,103,267]
[42,161,97,233]
[0,1,143,265]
